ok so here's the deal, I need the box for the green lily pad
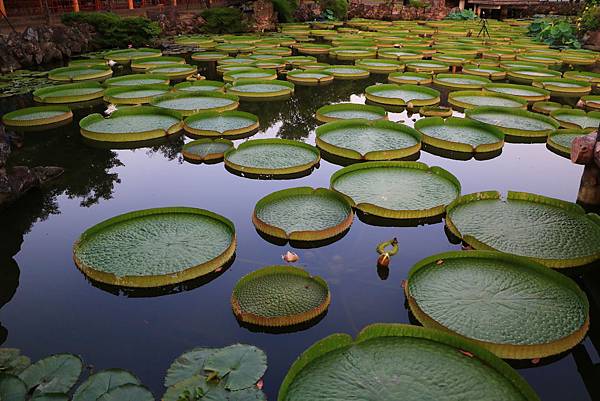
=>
[18,354,82,395]
[433,73,491,89]
[315,119,421,160]
[406,251,589,359]
[224,139,320,177]
[147,64,197,80]
[315,103,386,123]
[96,384,154,401]
[0,373,27,401]
[483,83,550,102]
[465,106,559,137]
[0,349,31,375]
[580,95,600,111]
[550,109,600,131]
[531,101,569,115]
[253,187,353,242]
[73,369,141,401]
[31,394,69,401]
[163,377,265,401]
[532,77,592,97]
[507,67,561,84]
[79,106,182,143]
[321,65,369,80]
[103,84,171,105]
[378,48,423,61]
[73,207,236,287]
[285,70,334,86]
[192,52,229,62]
[48,65,113,82]
[104,74,170,87]
[547,129,589,158]
[223,68,278,83]
[448,90,527,110]
[354,59,404,74]
[104,48,162,63]
[182,139,234,162]
[388,72,432,85]
[462,65,506,80]
[225,79,294,101]
[2,106,73,130]
[204,345,267,391]
[174,80,225,93]
[330,47,376,60]
[164,348,214,387]
[278,324,539,401]
[183,111,258,138]
[405,60,450,73]
[446,191,600,267]
[365,84,440,107]
[232,266,330,327]
[330,161,460,220]
[151,92,239,116]
[33,82,105,104]
[414,116,504,154]
[131,56,185,72]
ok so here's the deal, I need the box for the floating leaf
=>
[204,345,267,391]
[164,348,214,387]
[72,369,140,401]
[0,349,31,375]
[0,373,27,401]
[18,354,82,395]
[96,384,154,401]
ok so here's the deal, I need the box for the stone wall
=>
[0,24,97,73]
[348,0,448,21]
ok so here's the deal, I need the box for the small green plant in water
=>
[445,9,478,20]
[528,18,581,49]
[178,387,205,401]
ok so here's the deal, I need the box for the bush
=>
[271,0,298,22]
[445,9,478,20]
[200,7,248,33]
[319,0,348,20]
[579,5,600,33]
[61,12,160,48]
[408,0,430,9]
[528,18,581,49]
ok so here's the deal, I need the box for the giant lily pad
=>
[253,187,353,242]
[104,74,169,87]
[433,73,491,90]
[104,48,162,63]
[446,191,600,268]
[73,207,236,287]
[223,68,278,83]
[365,84,440,107]
[462,65,506,80]
[531,101,569,115]
[448,90,527,110]
[506,67,561,84]
[174,80,225,93]
[465,106,559,137]
[315,103,386,123]
[414,117,504,154]
[184,111,258,138]
[33,82,104,104]
[406,251,589,359]
[130,56,185,72]
[72,369,141,401]
[550,109,600,131]
[191,52,229,62]
[315,119,421,161]
[330,161,460,220]
[151,92,239,116]
[232,266,330,327]
[321,65,369,80]
[405,60,450,73]
[388,72,432,85]
[532,77,592,97]
[102,84,171,105]
[377,48,423,61]
[48,65,113,82]
[18,354,83,395]
[224,139,320,177]
[580,95,600,111]
[147,64,197,80]
[80,106,182,143]
[278,324,539,401]
[483,83,549,103]
[354,59,404,74]
[285,70,334,86]
[225,79,294,101]
[2,106,73,130]
[182,139,234,162]
[330,46,376,60]
[547,129,589,158]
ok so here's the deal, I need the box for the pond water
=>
[1,61,599,401]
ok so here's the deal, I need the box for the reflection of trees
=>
[144,134,185,163]
[238,76,381,141]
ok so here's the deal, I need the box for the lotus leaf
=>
[18,354,82,395]
[321,65,369,80]
[204,345,267,391]
[72,369,140,401]
[48,65,113,82]
[96,384,154,401]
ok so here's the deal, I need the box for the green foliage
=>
[319,0,348,20]
[200,7,248,34]
[528,18,581,49]
[445,9,478,20]
[579,5,600,33]
[271,0,298,22]
[408,0,430,9]
[61,12,160,48]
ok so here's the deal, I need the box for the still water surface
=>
[1,68,599,400]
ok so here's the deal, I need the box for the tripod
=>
[477,11,490,39]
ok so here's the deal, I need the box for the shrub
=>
[579,5,600,33]
[319,0,348,20]
[408,0,431,9]
[528,18,581,49]
[271,0,298,22]
[61,12,160,48]
[445,9,478,20]
[200,7,248,33]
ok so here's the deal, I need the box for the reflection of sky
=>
[0,72,592,401]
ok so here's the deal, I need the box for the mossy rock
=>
[406,251,589,359]
[445,191,600,268]
[330,161,460,220]
[73,207,236,288]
